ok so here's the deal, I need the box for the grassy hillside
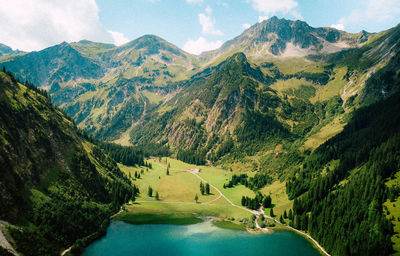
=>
[0,71,136,256]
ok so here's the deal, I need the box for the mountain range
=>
[1,16,400,255]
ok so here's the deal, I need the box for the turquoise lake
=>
[83,220,322,256]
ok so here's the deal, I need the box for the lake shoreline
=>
[82,220,323,256]
[112,211,327,256]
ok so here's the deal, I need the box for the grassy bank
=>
[115,212,202,225]
[213,221,246,231]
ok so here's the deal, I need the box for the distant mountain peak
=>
[206,17,370,59]
[0,43,23,57]
[115,34,187,57]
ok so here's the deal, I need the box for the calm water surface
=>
[83,220,321,256]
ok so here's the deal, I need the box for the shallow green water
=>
[83,220,321,256]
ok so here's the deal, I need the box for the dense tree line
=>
[224,174,248,188]
[0,70,142,255]
[2,66,50,99]
[286,92,400,255]
[97,142,145,166]
[224,173,272,191]
[177,149,206,165]
[241,193,272,210]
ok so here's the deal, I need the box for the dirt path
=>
[110,207,124,219]
[187,170,258,214]
[60,247,71,256]
[186,169,330,256]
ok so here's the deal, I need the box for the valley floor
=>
[115,157,330,256]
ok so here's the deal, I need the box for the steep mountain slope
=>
[129,22,400,172]
[287,91,400,256]
[129,52,346,167]
[0,71,135,255]
[101,35,199,84]
[0,36,200,142]
[202,16,371,62]
[0,42,105,89]
[0,43,22,57]
[0,18,396,150]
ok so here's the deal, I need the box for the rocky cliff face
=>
[204,17,371,60]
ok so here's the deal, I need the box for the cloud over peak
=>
[0,0,128,51]
[183,36,222,55]
[198,7,223,36]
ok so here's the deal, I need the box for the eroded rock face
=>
[210,16,371,58]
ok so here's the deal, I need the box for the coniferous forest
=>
[0,9,400,256]
[287,92,400,255]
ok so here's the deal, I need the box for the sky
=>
[0,0,399,54]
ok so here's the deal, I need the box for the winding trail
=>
[110,207,124,219]
[186,169,330,256]
[60,247,71,256]
[115,168,330,256]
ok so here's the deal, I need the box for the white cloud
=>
[242,23,251,30]
[205,5,213,15]
[336,0,400,31]
[198,7,223,36]
[0,0,127,51]
[258,16,269,22]
[331,24,345,31]
[186,0,203,4]
[248,0,298,14]
[291,10,303,20]
[247,0,300,20]
[108,30,130,46]
[183,37,223,55]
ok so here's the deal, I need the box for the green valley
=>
[0,13,399,256]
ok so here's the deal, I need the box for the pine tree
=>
[288,209,293,220]
[283,210,287,219]
[241,196,246,206]
[270,208,274,217]
[263,195,272,208]
[205,183,210,194]
[148,186,153,197]
[280,215,284,224]
[155,191,159,200]
[200,182,205,195]
[195,194,199,203]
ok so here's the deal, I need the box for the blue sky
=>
[1,0,399,54]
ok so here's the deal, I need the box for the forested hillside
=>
[0,71,137,256]
[0,16,399,256]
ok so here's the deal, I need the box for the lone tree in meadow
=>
[205,183,210,195]
[155,191,159,200]
[270,208,274,217]
[195,194,199,203]
[148,186,153,197]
